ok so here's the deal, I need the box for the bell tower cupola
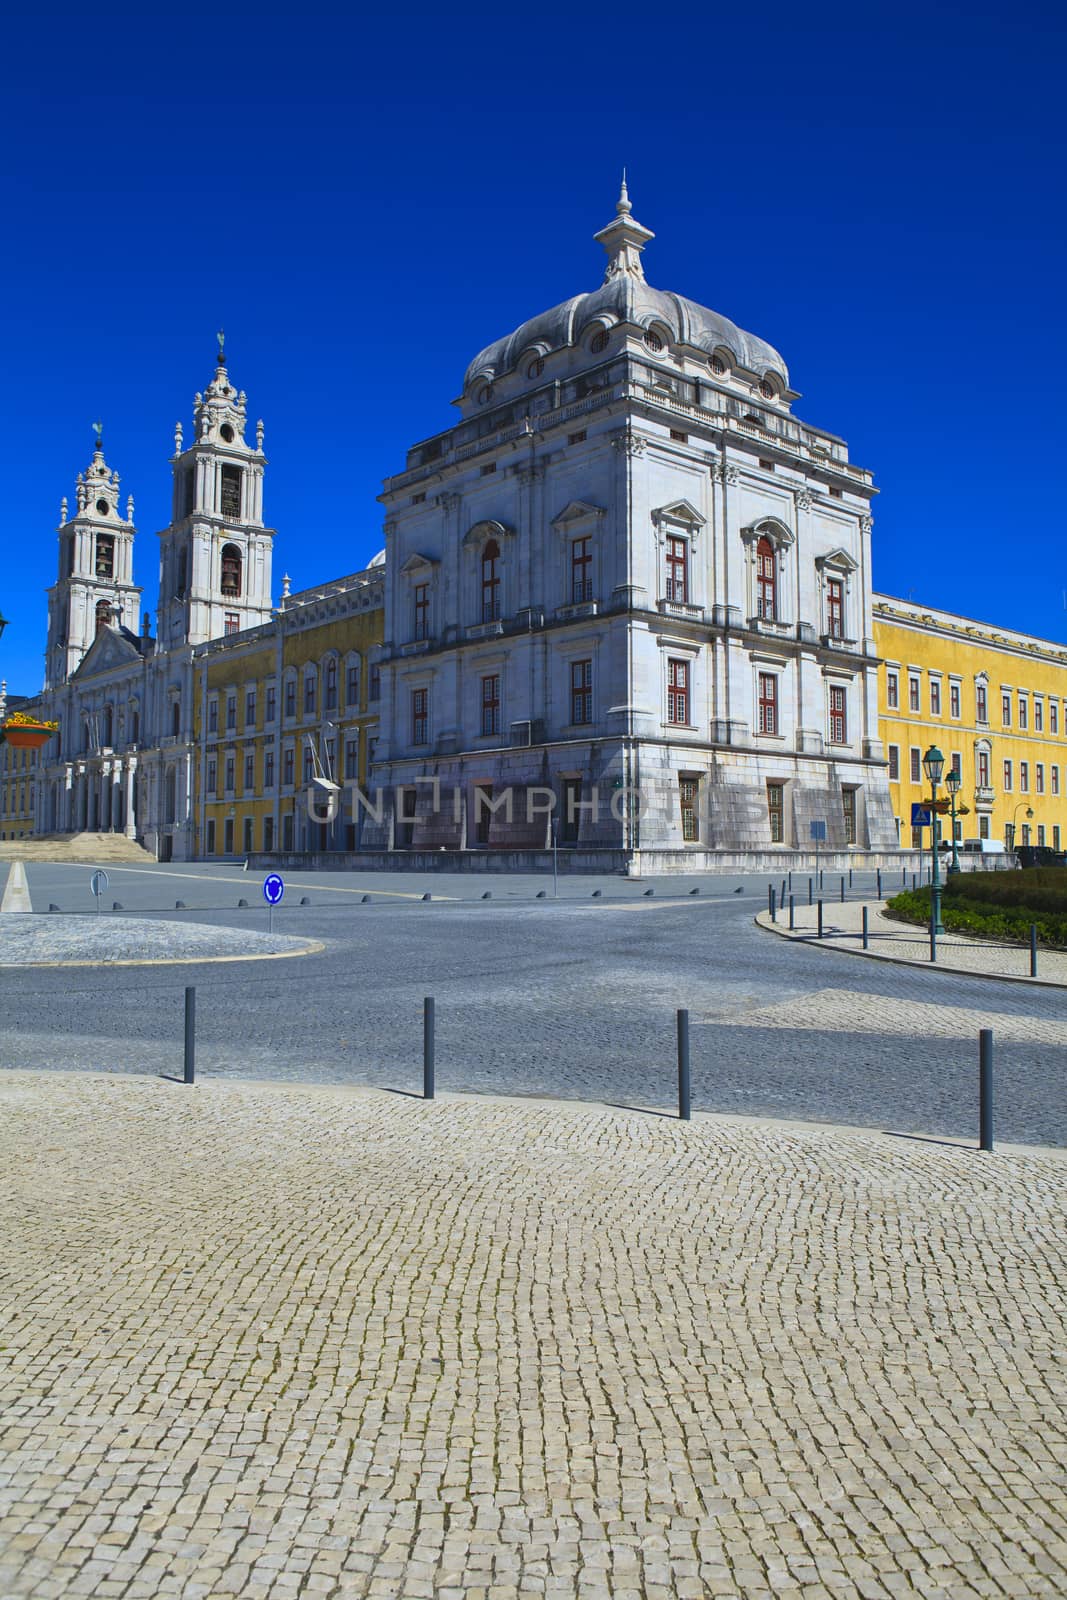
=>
[45,424,142,688]
[158,333,274,647]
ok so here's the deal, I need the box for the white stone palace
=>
[32,344,276,859]
[366,183,896,861]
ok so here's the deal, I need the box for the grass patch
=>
[886,870,1067,948]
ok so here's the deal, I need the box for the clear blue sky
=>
[1,0,1063,693]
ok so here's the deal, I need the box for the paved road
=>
[2,863,1064,1146]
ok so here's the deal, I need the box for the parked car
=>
[1015,844,1066,869]
[959,839,1005,855]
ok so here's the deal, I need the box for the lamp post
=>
[1006,803,1034,855]
[945,767,962,875]
[923,745,945,937]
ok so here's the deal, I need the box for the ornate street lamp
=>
[945,766,962,875]
[1006,803,1034,855]
[923,744,945,943]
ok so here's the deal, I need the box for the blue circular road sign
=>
[263,873,285,906]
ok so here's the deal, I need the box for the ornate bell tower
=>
[157,335,274,647]
[45,426,141,688]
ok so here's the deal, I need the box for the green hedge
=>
[886,884,1067,948]
[940,868,1067,916]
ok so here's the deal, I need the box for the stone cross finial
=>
[92,420,103,452]
[174,420,183,453]
[593,179,654,284]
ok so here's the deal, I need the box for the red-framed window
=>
[324,657,337,710]
[888,745,900,781]
[665,536,688,603]
[950,682,961,718]
[1020,761,1029,792]
[481,539,501,622]
[757,673,777,735]
[224,612,239,636]
[1035,699,1044,733]
[571,537,592,604]
[829,685,847,744]
[283,748,294,787]
[679,778,699,841]
[570,659,592,725]
[826,578,844,638]
[481,674,500,737]
[1004,760,1013,791]
[667,658,689,725]
[756,536,776,619]
[1018,694,1028,730]
[767,782,784,843]
[412,688,429,745]
[414,583,429,640]
[1051,701,1059,735]
[977,749,990,787]
[886,670,899,709]
[1001,692,1011,726]
[976,684,988,723]
[909,676,920,712]
[930,679,941,716]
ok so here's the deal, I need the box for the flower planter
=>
[1,722,58,749]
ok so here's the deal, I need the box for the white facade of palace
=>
[31,348,277,859]
[368,185,896,858]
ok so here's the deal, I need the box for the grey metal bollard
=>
[183,986,196,1085]
[423,997,435,1100]
[1030,924,1038,978]
[817,900,823,938]
[768,884,775,921]
[808,877,813,906]
[849,868,853,888]
[780,878,786,907]
[677,1009,691,1121]
[979,1029,993,1152]
[862,905,869,950]
[840,876,845,903]
[876,868,882,899]
[788,894,795,930]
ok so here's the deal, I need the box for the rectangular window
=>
[842,788,857,846]
[1035,699,1044,733]
[1038,825,1046,847]
[245,689,256,727]
[570,659,592,725]
[1021,824,1031,847]
[244,753,254,790]
[665,536,688,603]
[679,778,699,842]
[568,429,586,445]
[1003,760,1012,791]
[1018,694,1028,730]
[977,749,990,788]
[888,745,900,781]
[1053,766,1060,796]
[950,682,960,718]
[1036,763,1045,794]
[303,747,314,784]
[1020,761,1029,792]
[886,670,899,709]
[95,534,115,579]
[266,685,276,722]
[304,675,316,715]
[1054,825,1061,850]
[220,465,242,519]
[910,747,921,783]
[224,613,239,636]
[369,663,380,701]
[826,579,844,639]
[929,678,941,716]
[346,663,359,707]
[1002,691,1011,726]
[283,748,294,787]
[243,817,253,855]
[324,660,337,711]
[206,819,216,855]
[285,680,296,718]
[226,695,236,730]
[767,781,784,844]
[264,751,275,788]
[757,672,778,735]
[828,685,847,744]
[666,659,689,725]
[571,537,592,603]
[414,583,429,640]
[412,688,428,745]
[1052,702,1059,735]
[976,684,988,723]
[345,737,359,779]
[208,700,218,733]
[225,756,235,792]
[206,757,217,796]
[909,676,920,712]
[481,674,500,738]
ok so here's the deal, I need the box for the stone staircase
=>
[0,833,156,864]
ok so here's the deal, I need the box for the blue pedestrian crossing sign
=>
[911,803,932,827]
[263,873,285,906]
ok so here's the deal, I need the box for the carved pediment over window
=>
[742,516,795,548]
[551,500,606,531]
[652,498,705,530]
[398,552,440,576]
[815,547,859,573]
[462,519,515,549]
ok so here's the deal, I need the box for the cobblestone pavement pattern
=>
[0,915,318,966]
[760,901,1067,986]
[1,1072,1065,1600]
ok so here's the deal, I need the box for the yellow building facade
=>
[0,695,47,842]
[193,566,384,858]
[873,596,1067,852]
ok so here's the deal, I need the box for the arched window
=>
[481,538,500,622]
[95,599,111,636]
[221,543,242,598]
[756,536,776,620]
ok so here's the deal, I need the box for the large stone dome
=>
[464,183,789,392]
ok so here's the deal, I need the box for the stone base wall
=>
[245,846,931,878]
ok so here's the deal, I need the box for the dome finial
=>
[594,182,654,284]
[618,169,631,215]
[92,419,104,455]
[216,327,226,366]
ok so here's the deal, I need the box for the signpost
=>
[263,872,284,933]
[90,869,109,914]
[911,803,932,828]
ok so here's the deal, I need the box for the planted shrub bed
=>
[887,869,1067,948]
